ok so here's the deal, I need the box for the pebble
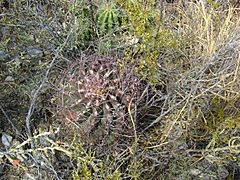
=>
[0,51,10,61]
[27,46,43,58]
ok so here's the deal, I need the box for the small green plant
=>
[71,141,122,180]
[64,0,97,50]
[96,1,121,35]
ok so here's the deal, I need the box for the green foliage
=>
[206,96,226,131]
[117,0,178,84]
[207,0,220,8]
[71,143,100,179]
[65,0,97,50]
[71,142,121,180]
[223,116,240,129]
[0,38,10,51]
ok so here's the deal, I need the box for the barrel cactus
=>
[52,54,143,147]
[96,2,121,35]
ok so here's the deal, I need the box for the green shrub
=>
[117,0,179,84]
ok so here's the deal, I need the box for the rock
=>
[0,51,10,61]
[218,166,229,179]
[22,173,36,180]
[0,164,4,174]
[27,46,43,58]
[5,76,14,82]
[0,27,10,39]
[1,132,13,148]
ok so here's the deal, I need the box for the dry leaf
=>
[12,159,20,166]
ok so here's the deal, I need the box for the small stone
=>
[5,76,14,82]
[189,168,202,176]
[218,166,229,179]
[27,46,43,58]
[23,173,36,180]
[0,51,10,61]
[0,165,4,174]
[13,55,20,61]
[1,132,13,148]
